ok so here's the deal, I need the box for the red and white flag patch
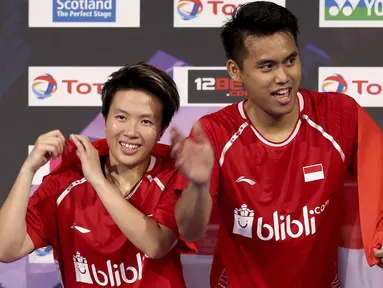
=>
[303,164,324,182]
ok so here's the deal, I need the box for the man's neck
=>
[105,156,150,196]
[244,99,299,143]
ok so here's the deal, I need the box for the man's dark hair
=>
[220,1,299,69]
[101,62,180,130]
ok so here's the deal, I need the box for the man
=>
[171,2,383,287]
[0,62,194,287]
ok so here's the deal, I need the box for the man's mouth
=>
[271,88,291,97]
[271,88,292,104]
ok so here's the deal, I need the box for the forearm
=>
[92,179,175,259]
[0,166,34,260]
[175,182,212,242]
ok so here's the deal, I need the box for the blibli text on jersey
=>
[233,200,330,241]
[53,0,116,22]
[73,251,145,286]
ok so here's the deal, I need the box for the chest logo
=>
[303,164,324,182]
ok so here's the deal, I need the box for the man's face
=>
[228,31,302,118]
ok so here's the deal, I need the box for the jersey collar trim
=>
[236,92,304,147]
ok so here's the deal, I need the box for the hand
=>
[170,122,214,187]
[373,246,383,268]
[23,130,65,173]
[70,134,105,186]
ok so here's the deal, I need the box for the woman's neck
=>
[104,156,150,196]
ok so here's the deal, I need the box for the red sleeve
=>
[354,104,383,266]
[26,174,59,249]
[189,119,220,203]
[152,171,197,253]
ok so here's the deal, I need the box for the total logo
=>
[177,0,203,20]
[28,245,55,264]
[73,251,145,286]
[318,67,383,107]
[31,74,103,99]
[321,73,348,94]
[232,200,330,241]
[174,0,286,27]
[32,74,58,99]
[320,0,383,27]
[28,67,119,107]
[323,73,383,95]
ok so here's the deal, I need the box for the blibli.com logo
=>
[233,200,330,240]
[322,74,348,93]
[32,74,58,99]
[177,0,203,20]
[53,0,116,22]
[73,251,145,286]
[325,0,383,20]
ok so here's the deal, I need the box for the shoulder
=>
[146,155,188,193]
[198,103,243,129]
[195,102,248,144]
[147,144,179,181]
[37,168,85,199]
[300,88,358,115]
[299,89,358,160]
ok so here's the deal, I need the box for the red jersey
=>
[26,139,194,288]
[198,89,360,288]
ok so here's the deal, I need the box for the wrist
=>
[90,175,108,190]
[190,179,210,192]
[20,161,37,175]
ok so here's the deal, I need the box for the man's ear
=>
[226,59,242,82]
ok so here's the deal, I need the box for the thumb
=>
[192,121,208,144]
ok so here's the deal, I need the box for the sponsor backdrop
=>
[1,0,383,287]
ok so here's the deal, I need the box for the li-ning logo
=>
[328,0,382,17]
[232,200,330,240]
[73,251,145,286]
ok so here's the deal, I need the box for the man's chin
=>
[269,102,297,119]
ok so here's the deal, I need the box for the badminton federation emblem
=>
[177,0,203,20]
[32,73,58,99]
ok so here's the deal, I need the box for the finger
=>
[70,134,86,157]
[170,143,181,160]
[192,121,208,144]
[36,139,62,156]
[47,129,66,145]
[56,130,66,145]
[169,126,185,145]
[174,157,184,170]
[45,129,64,140]
[38,130,65,153]
[373,248,383,258]
[38,138,64,155]
[73,134,92,153]
[38,143,61,159]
